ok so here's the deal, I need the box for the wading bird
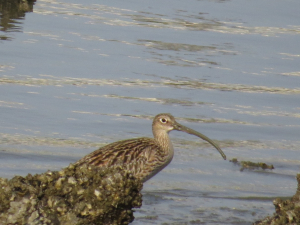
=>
[75,113,226,182]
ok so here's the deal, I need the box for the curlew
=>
[75,113,226,182]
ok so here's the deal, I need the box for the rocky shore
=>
[0,164,142,225]
[0,161,299,224]
[254,174,300,225]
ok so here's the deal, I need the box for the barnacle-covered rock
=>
[0,164,143,225]
[254,174,300,225]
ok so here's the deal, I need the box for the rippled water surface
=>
[1,0,300,224]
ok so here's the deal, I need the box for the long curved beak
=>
[173,122,226,160]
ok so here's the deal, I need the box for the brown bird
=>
[75,113,226,182]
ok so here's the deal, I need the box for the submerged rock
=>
[254,174,300,225]
[0,164,143,225]
[230,158,274,171]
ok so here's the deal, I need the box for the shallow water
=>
[1,0,300,224]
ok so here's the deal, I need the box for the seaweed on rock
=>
[254,174,300,225]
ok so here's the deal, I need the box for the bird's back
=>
[75,137,168,182]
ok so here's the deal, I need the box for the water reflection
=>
[138,40,236,67]
[1,75,299,95]
[0,0,36,40]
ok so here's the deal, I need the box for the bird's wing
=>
[75,138,162,170]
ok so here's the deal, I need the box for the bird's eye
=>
[160,118,167,123]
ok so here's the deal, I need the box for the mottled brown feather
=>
[75,137,167,181]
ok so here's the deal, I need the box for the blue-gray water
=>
[1,0,299,224]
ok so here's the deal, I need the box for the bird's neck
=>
[153,130,174,158]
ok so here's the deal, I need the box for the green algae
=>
[0,164,143,225]
[230,158,274,171]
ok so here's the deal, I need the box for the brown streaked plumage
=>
[75,113,226,182]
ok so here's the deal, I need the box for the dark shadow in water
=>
[0,0,36,40]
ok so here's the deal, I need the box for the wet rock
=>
[0,164,143,225]
[230,158,274,171]
[254,174,300,225]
